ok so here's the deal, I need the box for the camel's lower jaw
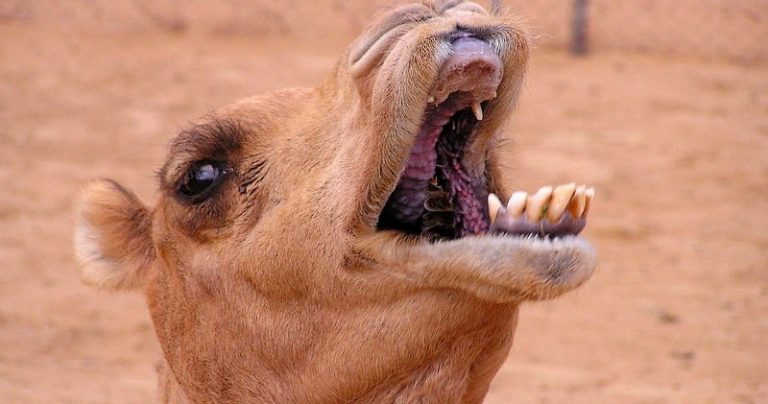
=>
[359,231,598,302]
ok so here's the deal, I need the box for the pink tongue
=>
[382,93,473,225]
[383,120,441,223]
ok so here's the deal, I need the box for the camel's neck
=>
[154,304,519,403]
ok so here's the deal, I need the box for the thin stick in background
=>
[571,0,589,55]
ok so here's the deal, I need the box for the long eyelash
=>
[238,158,268,195]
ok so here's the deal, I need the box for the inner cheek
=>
[435,128,488,237]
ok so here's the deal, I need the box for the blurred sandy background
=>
[1,0,766,402]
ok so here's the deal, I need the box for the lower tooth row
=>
[488,183,595,224]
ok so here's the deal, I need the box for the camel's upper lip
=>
[431,33,503,105]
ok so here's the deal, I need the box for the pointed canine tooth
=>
[471,101,484,121]
[526,186,553,221]
[583,187,595,217]
[488,193,503,223]
[568,186,587,217]
[507,191,528,218]
[547,183,577,222]
[427,95,435,104]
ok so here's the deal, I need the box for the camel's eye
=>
[180,161,228,201]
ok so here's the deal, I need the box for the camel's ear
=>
[74,180,155,290]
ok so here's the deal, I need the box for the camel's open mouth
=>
[376,34,594,242]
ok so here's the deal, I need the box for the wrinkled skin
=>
[74,1,596,402]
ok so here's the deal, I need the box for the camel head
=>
[74,1,597,401]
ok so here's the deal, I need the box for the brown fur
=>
[74,1,596,402]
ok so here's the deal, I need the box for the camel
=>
[74,1,597,402]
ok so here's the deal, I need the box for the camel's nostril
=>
[451,34,487,50]
[449,30,475,43]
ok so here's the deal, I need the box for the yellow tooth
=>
[547,183,577,222]
[488,193,503,223]
[471,101,484,121]
[427,95,435,104]
[583,187,595,217]
[507,191,528,218]
[568,186,587,217]
[526,186,553,221]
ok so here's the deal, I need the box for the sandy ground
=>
[1,16,767,404]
